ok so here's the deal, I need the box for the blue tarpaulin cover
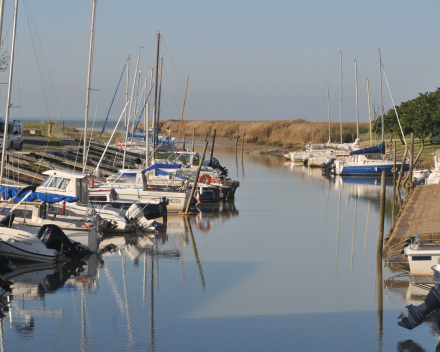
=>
[142,164,181,173]
[350,142,385,155]
[0,187,78,203]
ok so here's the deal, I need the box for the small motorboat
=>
[0,218,84,262]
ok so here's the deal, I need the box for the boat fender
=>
[89,178,94,186]
[199,174,212,185]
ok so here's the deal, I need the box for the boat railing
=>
[386,238,412,259]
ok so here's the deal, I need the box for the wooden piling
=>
[241,129,245,154]
[392,141,397,188]
[235,136,239,153]
[183,130,186,151]
[409,132,414,190]
[182,141,208,215]
[377,170,386,257]
[192,128,195,152]
[210,129,216,164]
[396,146,408,188]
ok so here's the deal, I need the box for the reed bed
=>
[141,120,369,148]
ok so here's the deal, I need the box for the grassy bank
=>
[139,119,370,149]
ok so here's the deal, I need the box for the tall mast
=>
[83,0,97,172]
[156,57,163,127]
[146,68,153,167]
[367,79,372,147]
[0,0,18,185]
[125,55,130,147]
[327,81,331,143]
[123,51,140,169]
[379,48,384,142]
[153,32,161,150]
[355,60,359,139]
[130,70,141,145]
[340,51,342,144]
[0,0,5,52]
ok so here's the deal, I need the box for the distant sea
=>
[18,118,125,132]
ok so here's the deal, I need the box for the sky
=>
[0,0,439,125]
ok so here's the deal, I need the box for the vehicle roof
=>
[42,170,85,179]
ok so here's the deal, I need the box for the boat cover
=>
[0,187,78,203]
[142,164,181,173]
[350,142,385,155]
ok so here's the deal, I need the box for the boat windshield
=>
[40,175,52,187]
[58,178,71,190]
[48,177,62,188]
[107,172,122,182]
[110,172,136,183]
[365,154,383,160]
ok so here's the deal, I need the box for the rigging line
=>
[163,66,182,117]
[54,20,89,121]
[141,39,155,78]
[0,12,14,55]
[26,1,63,119]
[26,0,56,118]
[23,1,52,118]
[97,4,119,70]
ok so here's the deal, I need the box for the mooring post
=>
[192,127,195,152]
[396,146,408,188]
[409,132,414,190]
[210,129,216,164]
[183,130,186,151]
[235,136,239,153]
[183,141,208,214]
[377,170,386,258]
[241,129,245,154]
[392,141,397,187]
[204,131,208,143]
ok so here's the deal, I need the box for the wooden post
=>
[392,141,397,188]
[48,123,51,136]
[235,136,239,153]
[182,141,208,214]
[62,121,64,134]
[409,132,414,190]
[191,128,195,152]
[210,129,216,164]
[183,130,186,151]
[377,170,386,257]
[204,131,207,143]
[241,129,245,154]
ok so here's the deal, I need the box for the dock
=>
[383,184,440,254]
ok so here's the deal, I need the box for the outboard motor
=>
[398,284,440,330]
[37,225,84,260]
[414,170,431,186]
[321,157,336,174]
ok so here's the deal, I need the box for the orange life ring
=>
[199,174,212,185]
[89,178,94,186]
[115,138,123,144]
[120,144,125,150]
[212,177,222,184]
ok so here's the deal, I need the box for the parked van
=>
[0,120,23,150]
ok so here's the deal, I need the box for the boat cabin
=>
[166,151,200,166]
[38,170,89,205]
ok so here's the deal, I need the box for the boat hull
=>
[337,163,409,176]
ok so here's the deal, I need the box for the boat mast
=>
[0,0,5,51]
[152,32,160,150]
[130,70,141,145]
[125,54,130,147]
[327,81,331,143]
[367,79,372,147]
[146,68,153,167]
[0,0,18,186]
[355,60,359,140]
[339,51,342,144]
[157,57,163,129]
[83,0,97,173]
[379,48,384,142]
[123,51,140,169]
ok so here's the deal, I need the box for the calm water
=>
[0,147,437,351]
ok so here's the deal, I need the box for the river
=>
[0,146,436,351]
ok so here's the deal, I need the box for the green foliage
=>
[374,88,440,144]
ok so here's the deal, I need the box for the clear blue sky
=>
[1,0,439,124]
